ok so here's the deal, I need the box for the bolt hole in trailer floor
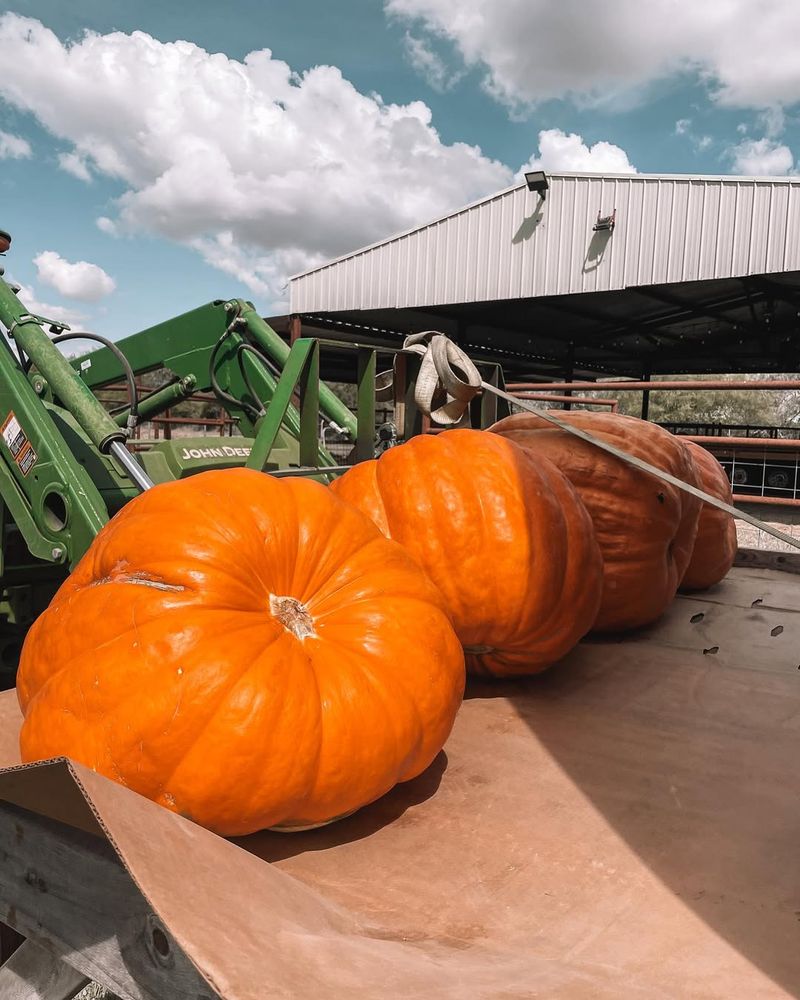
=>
[0,216,800,994]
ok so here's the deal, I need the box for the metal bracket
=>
[7,315,70,340]
[246,338,321,472]
[593,210,616,232]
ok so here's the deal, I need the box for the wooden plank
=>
[0,938,88,999]
[0,802,219,1000]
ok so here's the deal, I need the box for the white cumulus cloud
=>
[34,250,116,301]
[402,32,462,92]
[673,118,715,154]
[58,150,92,181]
[758,106,786,139]
[385,0,800,112]
[95,217,118,236]
[190,234,327,301]
[728,137,795,175]
[0,129,31,158]
[519,129,636,176]
[0,14,512,303]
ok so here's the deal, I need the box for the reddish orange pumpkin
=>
[17,469,465,837]
[491,412,701,632]
[330,428,603,677]
[680,441,738,591]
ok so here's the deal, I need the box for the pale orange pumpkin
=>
[330,428,603,677]
[17,469,465,837]
[680,441,738,591]
[491,411,702,632]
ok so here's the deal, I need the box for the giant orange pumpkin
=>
[491,412,701,632]
[680,441,738,591]
[17,469,465,837]
[330,429,603,677]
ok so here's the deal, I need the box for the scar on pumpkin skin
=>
[90,572,186,593]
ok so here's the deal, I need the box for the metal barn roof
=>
[284,171,800,378]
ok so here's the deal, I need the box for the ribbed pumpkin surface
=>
[680,442,738,591]
[330,429,603,677]
[491,412,701,632]
[17,469,465,836]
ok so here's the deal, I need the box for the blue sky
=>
[1,0,798,338]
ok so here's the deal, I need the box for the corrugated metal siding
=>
[289,173,800,313]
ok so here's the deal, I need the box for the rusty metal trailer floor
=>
[0,560,798,998]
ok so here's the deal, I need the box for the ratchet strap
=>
[393,331,800,553]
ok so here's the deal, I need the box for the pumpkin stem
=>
[270,595,316,640]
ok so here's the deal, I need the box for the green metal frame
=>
[113,376,197,427]
[355,347,377,462]
[247,338,320,471]
[74,300,356,460]
[0,280,120,568]
[71,301,403,482]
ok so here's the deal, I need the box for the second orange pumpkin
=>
[330,429,603,677]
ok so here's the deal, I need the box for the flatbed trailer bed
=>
[0,556,798,999]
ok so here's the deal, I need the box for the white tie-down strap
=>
[398,330,800,552]
[401,332,482,426]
